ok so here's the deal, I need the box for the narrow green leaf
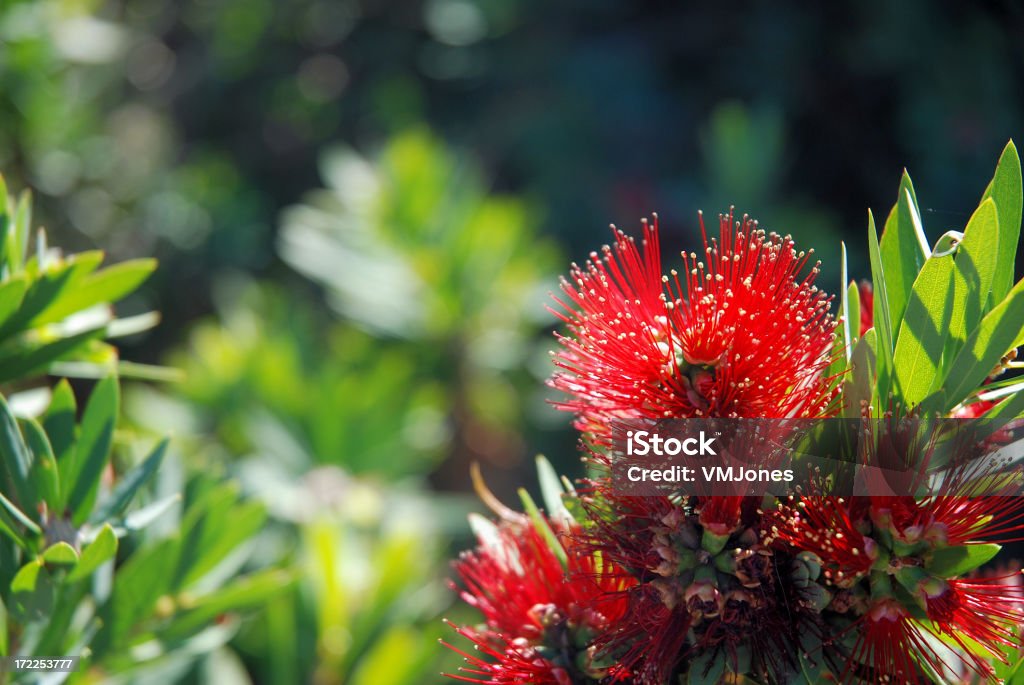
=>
[867,210,894,406]
[178,490,265,588]
[949,199,1000,346]
[0,393,34,510]
[844,327,877,418]
[65,376,119,525]
[24,418,60,513]
[840,242,851,356]
[938,277,1024,411]
[0,276,27,330]
[45,379,78,467]
[160,569,294,642]
[41,541,79,565]
[892,251,955,407]
[518,487,567,568]
[0,251,103,335]
[0,490,39,537]
[535,454,573,526]
[982,140,1023,303]
[0,326,109,384]
[68,524,118,582]
[982,385,1024,421]
[927,543,1001,578]
[90,438,168,525]
[10,558,54,621]
[880,174,929,338]
[34,259,157,326]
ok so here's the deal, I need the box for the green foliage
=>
[279,129,558,342]
[149,284,449,477]
[0,176,279,683]
[837,141,1024,418]
[0,378,286,683]
[0,179,157,382]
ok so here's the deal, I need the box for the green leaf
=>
[10,559,54,621]
[518,487,568,569]
[34,258,156,326]
[535,454,573,526]
[68,524,118,582]
[867,210,894,404]
[844,328,877,418]
[43,379,77,466]
[937,277,1024,412]
[0,326,109,384]
[891,250,955,407]
[178,493,266,588]
[64,376,119,525]
[880,174,929,338]
[949,198,1000,347]
[95,535,183,651]
[983,386,1024,420]
[24,418,60,513]
[927,543,1001,578]
[0,276,27,330]
[982,140,1023,304]
[0,490,40,538]
[0,393,34,510]
[160,569,294,642]
[41,541,79,565]
[90,438,168,525]
[0,251,104,335]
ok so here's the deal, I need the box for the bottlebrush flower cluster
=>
[443,144,1024,684]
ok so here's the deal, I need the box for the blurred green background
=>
[1,0,1023,682]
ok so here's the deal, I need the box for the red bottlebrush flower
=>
[549,212,838,440]
[443,517,632,684]
[857,280,873,338]
[924,575,1024,668]
[845,575,1024,684]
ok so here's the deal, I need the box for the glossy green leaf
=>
[0,251,104,334]
[90,438,168,525]
[880,174,929,338]
[34,258,156,326]
[24,418,60,513]
[0,276,27,330]
[927,543,1000,578]
[43,379,77,466]
[0,326,109,384]
[844,328,877,418]
[867,210,894,404]
[892,250,955,407]
[938,277,1024,411]
[518,487,567,568]
[41,541,79,565]
[10,559,53,621]
[179,492,266,588]
[68,524,118,582]
[65,376,119,525]
[0,393,34,510]
[535,454,572,526]
[982,140,1023,303]
[949,198,1000,347]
